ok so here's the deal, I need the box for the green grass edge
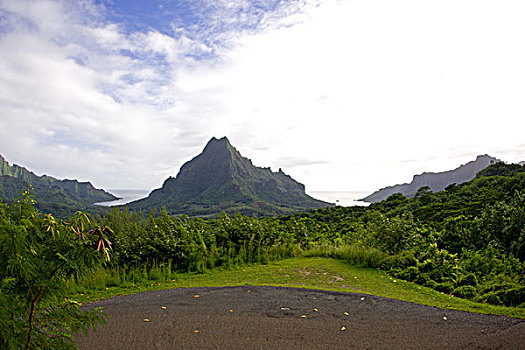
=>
[71,257,525,319]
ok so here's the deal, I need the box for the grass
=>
[69,257,525,319]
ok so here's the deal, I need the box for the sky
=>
[0,0,524,196]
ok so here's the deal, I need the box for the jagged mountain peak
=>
[127,137,330,216]
[201,136,230,154]
[196,137,242,163]
[205,136,230,147]
[199,137,249,165]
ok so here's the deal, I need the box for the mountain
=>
[126,137,331,216]
[362,155,500,203]
[0,154,117,216]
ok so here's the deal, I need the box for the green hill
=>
[126,137,331,216]
[362,155,500,203]
[0,154,117,217]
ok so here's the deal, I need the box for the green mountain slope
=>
[126,137,331,216]
[362,155,500,203]
[0,154,117,217]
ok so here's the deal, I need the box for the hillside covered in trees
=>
[94,162,524,307]
[0,154,117,217]
[1,160,524,348]
[1,161,524,347]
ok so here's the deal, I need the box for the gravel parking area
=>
[76,286,525,349]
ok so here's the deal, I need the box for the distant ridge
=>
[362,155,500,203]
[0,154,117,216]
[126,137,331,216]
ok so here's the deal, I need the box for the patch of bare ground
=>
[76,286,524,350]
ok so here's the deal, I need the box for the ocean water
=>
[95,189,370,207]
[308,191,370,207]
[94,189,150,206]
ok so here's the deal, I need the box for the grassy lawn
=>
[71,257,525,319]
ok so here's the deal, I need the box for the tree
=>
[0,190,112,349]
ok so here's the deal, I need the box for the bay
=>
[94,189,150,207]
[308,191,370,207]
[95,190,371,207]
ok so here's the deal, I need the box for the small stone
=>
[340,326,347,331]
[143,319,150,322]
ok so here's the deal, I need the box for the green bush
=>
[0,192,110,349]
[479,291,501,305]
[395,266,420,281]
[452,285,478,299]
[382,251,418,269]
[501,287,525,307]
[457,273,478,287]
[435,281,455,294]
[413,274,437,289]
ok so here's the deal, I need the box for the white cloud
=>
[0,0,523,194]
[0,0,217,183]
[186,0,525,191]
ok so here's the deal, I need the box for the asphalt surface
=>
[76,286,525,349]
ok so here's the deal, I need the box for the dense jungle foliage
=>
[1,162,524,348]
[90,162,525,307]
[0,191,111,349]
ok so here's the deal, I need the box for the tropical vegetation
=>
[0,162,524,348]
[0,191,111,349]
[98,162,525,307]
